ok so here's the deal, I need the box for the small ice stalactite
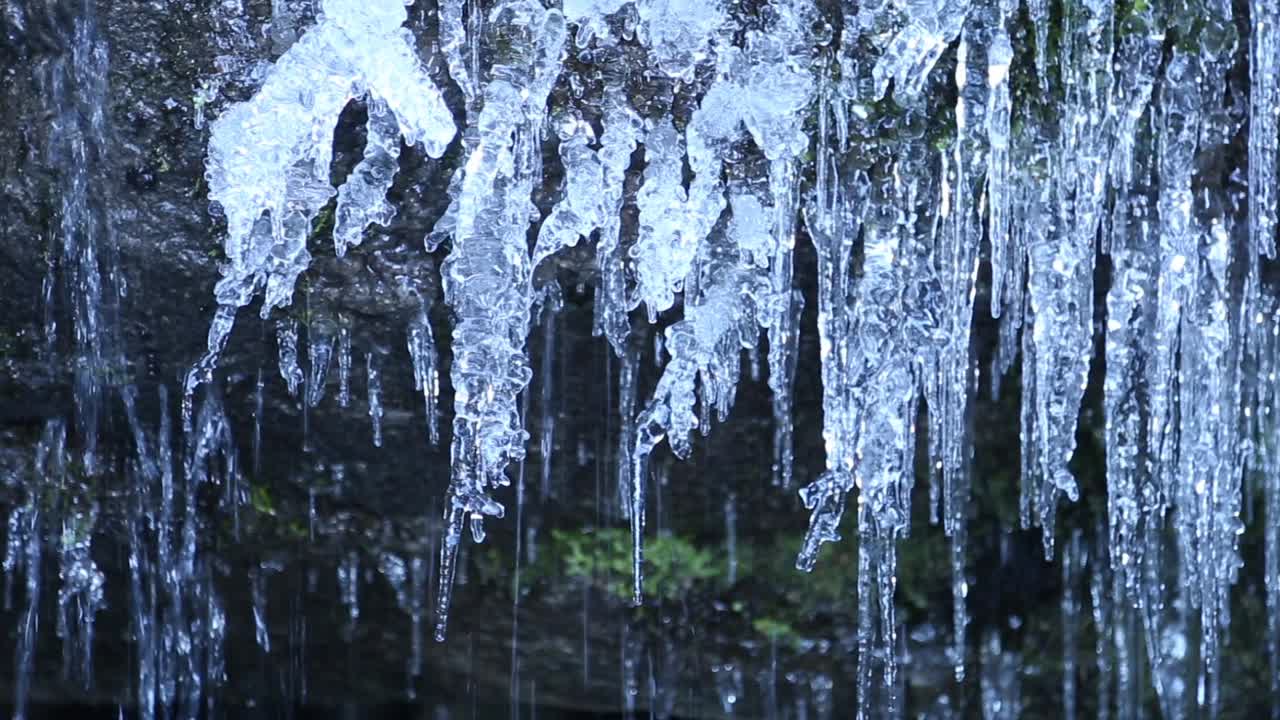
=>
[333,97,403,258]
[184,0,455,425]
[408,310,441,446]
[632,118,695,319]
[337,325,352,407]
[592,92,643,354]
[276,318,304,398]
[338,552,360,638]
[537,287,562,500]
[306,327,334,408]
[367,351,384,448]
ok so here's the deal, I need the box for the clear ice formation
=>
[182,0,456,425]
[166,0,1280,711]
[431,0,567,640]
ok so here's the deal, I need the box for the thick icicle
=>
[435,0,567,640]
[1020,0,1114,554]
[797,140,941,717]
[632,119,697,318]
[1102,0,1162,597]
[1250,0,1279,259]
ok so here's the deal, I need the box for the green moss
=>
[751,617,801,647]
[310,203,335,245]
[250,484,277,517]
[554,528,720,601]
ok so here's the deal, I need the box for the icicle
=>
[1175,215,1243,709]
[614,343,638,516]
[1102,5,1161,590]
[539,289,561,499]
[333,97,403,257]
[1250,0,1279,259]
[435,0,567,641]
[367,351,384,448]
[337,325,352,407]
[438,0,475,110]
[338,551,359,637]
[250,565,271,652]
[533,113,605,268]
[593,91,642,353]
[769,288,802,488]
[1104,164,1158,595]
[306,326,334,408]
[985,18,1014,318]
[408,310,441,446]
[277,319,304,398]
[632,118,697,318]
[872,0,971,100]
[1021,0,1114,556]
[797,140,940,717]
[1062,530,1083,720]
[1148,50,1202,515]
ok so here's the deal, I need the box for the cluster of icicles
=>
[171,0,1280,715]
